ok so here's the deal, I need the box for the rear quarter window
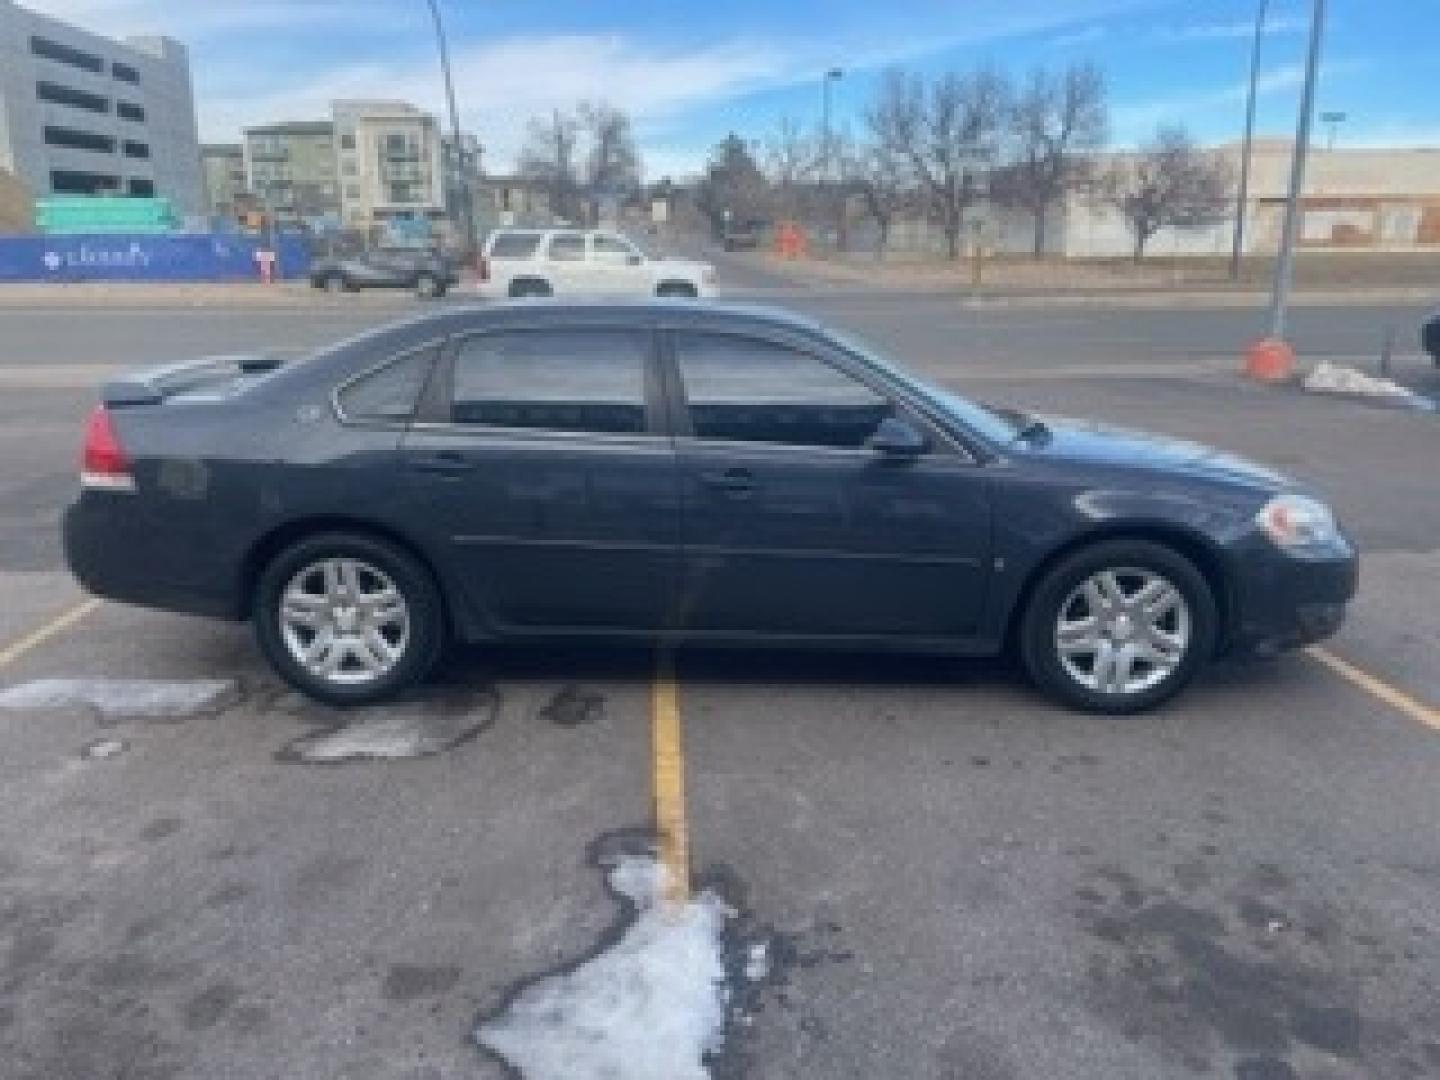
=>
[335,346,437,422]
[487,233,541,259]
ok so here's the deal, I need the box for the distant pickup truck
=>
[308,247,459,298]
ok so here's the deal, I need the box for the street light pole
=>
[821,67,843,247]
[424,0,475,261]
[1230,0,1268,282]
[1266,0,1326,342]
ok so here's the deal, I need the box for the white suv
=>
[477,229,716,299]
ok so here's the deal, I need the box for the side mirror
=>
[867,417,926,459]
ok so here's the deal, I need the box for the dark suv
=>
[309,246,459,298]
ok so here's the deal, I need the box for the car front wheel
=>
[1019,539,1217,714]
[254,533,445,705]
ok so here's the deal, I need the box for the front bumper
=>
[1225,534,1358,656]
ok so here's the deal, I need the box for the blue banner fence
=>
[0,234,312,283]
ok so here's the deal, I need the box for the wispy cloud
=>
[1113,59,1370,138]
[1048,25,1109,50]
[1152,13,1308,42]
[24,0,365,37]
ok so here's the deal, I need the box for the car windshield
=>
[828,327,1022,445]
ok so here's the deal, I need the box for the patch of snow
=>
[476,855,731,1080]
[0,678,235,719]
[81,738,128,760]
[744,941,770,982]
[288,714,444,762]
[1302,361,1418,401]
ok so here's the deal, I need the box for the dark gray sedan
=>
[64,302,1357,713]
[308,246,459,298]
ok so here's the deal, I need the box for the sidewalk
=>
[0,282,410,308]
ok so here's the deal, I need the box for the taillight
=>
[478,255,489,282]
[81,405,134,491]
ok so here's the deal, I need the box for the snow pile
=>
[1302,361,1418,401]
[0,678,235,719]
[476,856,731,1080]
[288,714,452,762]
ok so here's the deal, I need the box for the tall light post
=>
[424,0,475,261]
[1245,0,1326,380]
[821,67,843,248]
[1230,0,1268,282]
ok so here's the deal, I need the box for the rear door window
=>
[487,232,541,259]
[545,233,585,262]
[451,329,652,435]
[336,345,438,423]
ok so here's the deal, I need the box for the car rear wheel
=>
[656,281,698,298]
[1019,539,1217,714]
[254,533,445,706]
[508,278,552,298]
[415,272,441,299]
[324,274,348,294]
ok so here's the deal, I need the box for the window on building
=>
[50,169,120,195]
[451,330,650,435]
[36,81,109,114]
[111,61,140,84]
[116,101,146,122]
[30,36,103,73]
[344,184,360,200]
[340,133,355,150]
[43,126,115,154]
[122,140,150,159]
[341,160,357,176]
[127,178,155,197]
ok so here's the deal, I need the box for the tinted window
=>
[43,126,114,153]
[452,330,648,435]
[488,232,541,258]
[112,62,140,84]
[676,333,891,450]
[36,81,108,113]
[546,233,584,261]
[122,140,150,159]
[127,178,154,196]
[592,234,637,261]
[30,36,103,73]
[337,347,436,422]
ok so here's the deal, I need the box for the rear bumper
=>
[1225,536,1358,656]
[63,495,244,619]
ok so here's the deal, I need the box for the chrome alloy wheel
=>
[278,558,410,685]
[1055,567,1192,696]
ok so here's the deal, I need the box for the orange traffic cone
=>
[1244,338,1296,383]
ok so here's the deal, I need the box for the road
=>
[0,277,1437,1080]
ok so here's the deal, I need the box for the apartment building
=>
[332,100,448,233]
[0,0,203,216]
[200,143,246,219]
[241,120,338,226]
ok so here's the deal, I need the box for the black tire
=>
[1018,539,1218,715]
[656,281,698,298]
[324,274,347,294]
[508,278,552,298]
[415,272,439,299]
[253,532,446,706]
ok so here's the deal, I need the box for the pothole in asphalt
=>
[273,680,500,763]
[472,828,851,1080]
[536,683,605,728]
[0,678,238,722]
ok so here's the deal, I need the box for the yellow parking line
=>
[1306,646,1440,731]
[651,655,691,908]
[0,597,102,668]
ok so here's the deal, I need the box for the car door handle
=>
[406,451,475,477]
[698,467,755,493]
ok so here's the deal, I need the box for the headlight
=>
[1255,493,1342,551]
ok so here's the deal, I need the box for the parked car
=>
[309,246,459,298]
[64,302,1356,713]
[477,229,715,299]
[1422,310,1440,365]
[721,220,765,251]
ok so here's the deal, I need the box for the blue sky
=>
[31,0,1440,177]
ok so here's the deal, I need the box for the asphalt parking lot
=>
[1,270,1438,1080]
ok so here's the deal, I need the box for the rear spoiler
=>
[101,354,287,407]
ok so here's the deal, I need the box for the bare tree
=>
[580,101,641,198]
[868,66,1009,259]
[1104,126,1231,262]
[518,109,581,222]
[765,117,818,220]
[1000,62,1107,257]
[838,135,913,258]
[696,132,771,238]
